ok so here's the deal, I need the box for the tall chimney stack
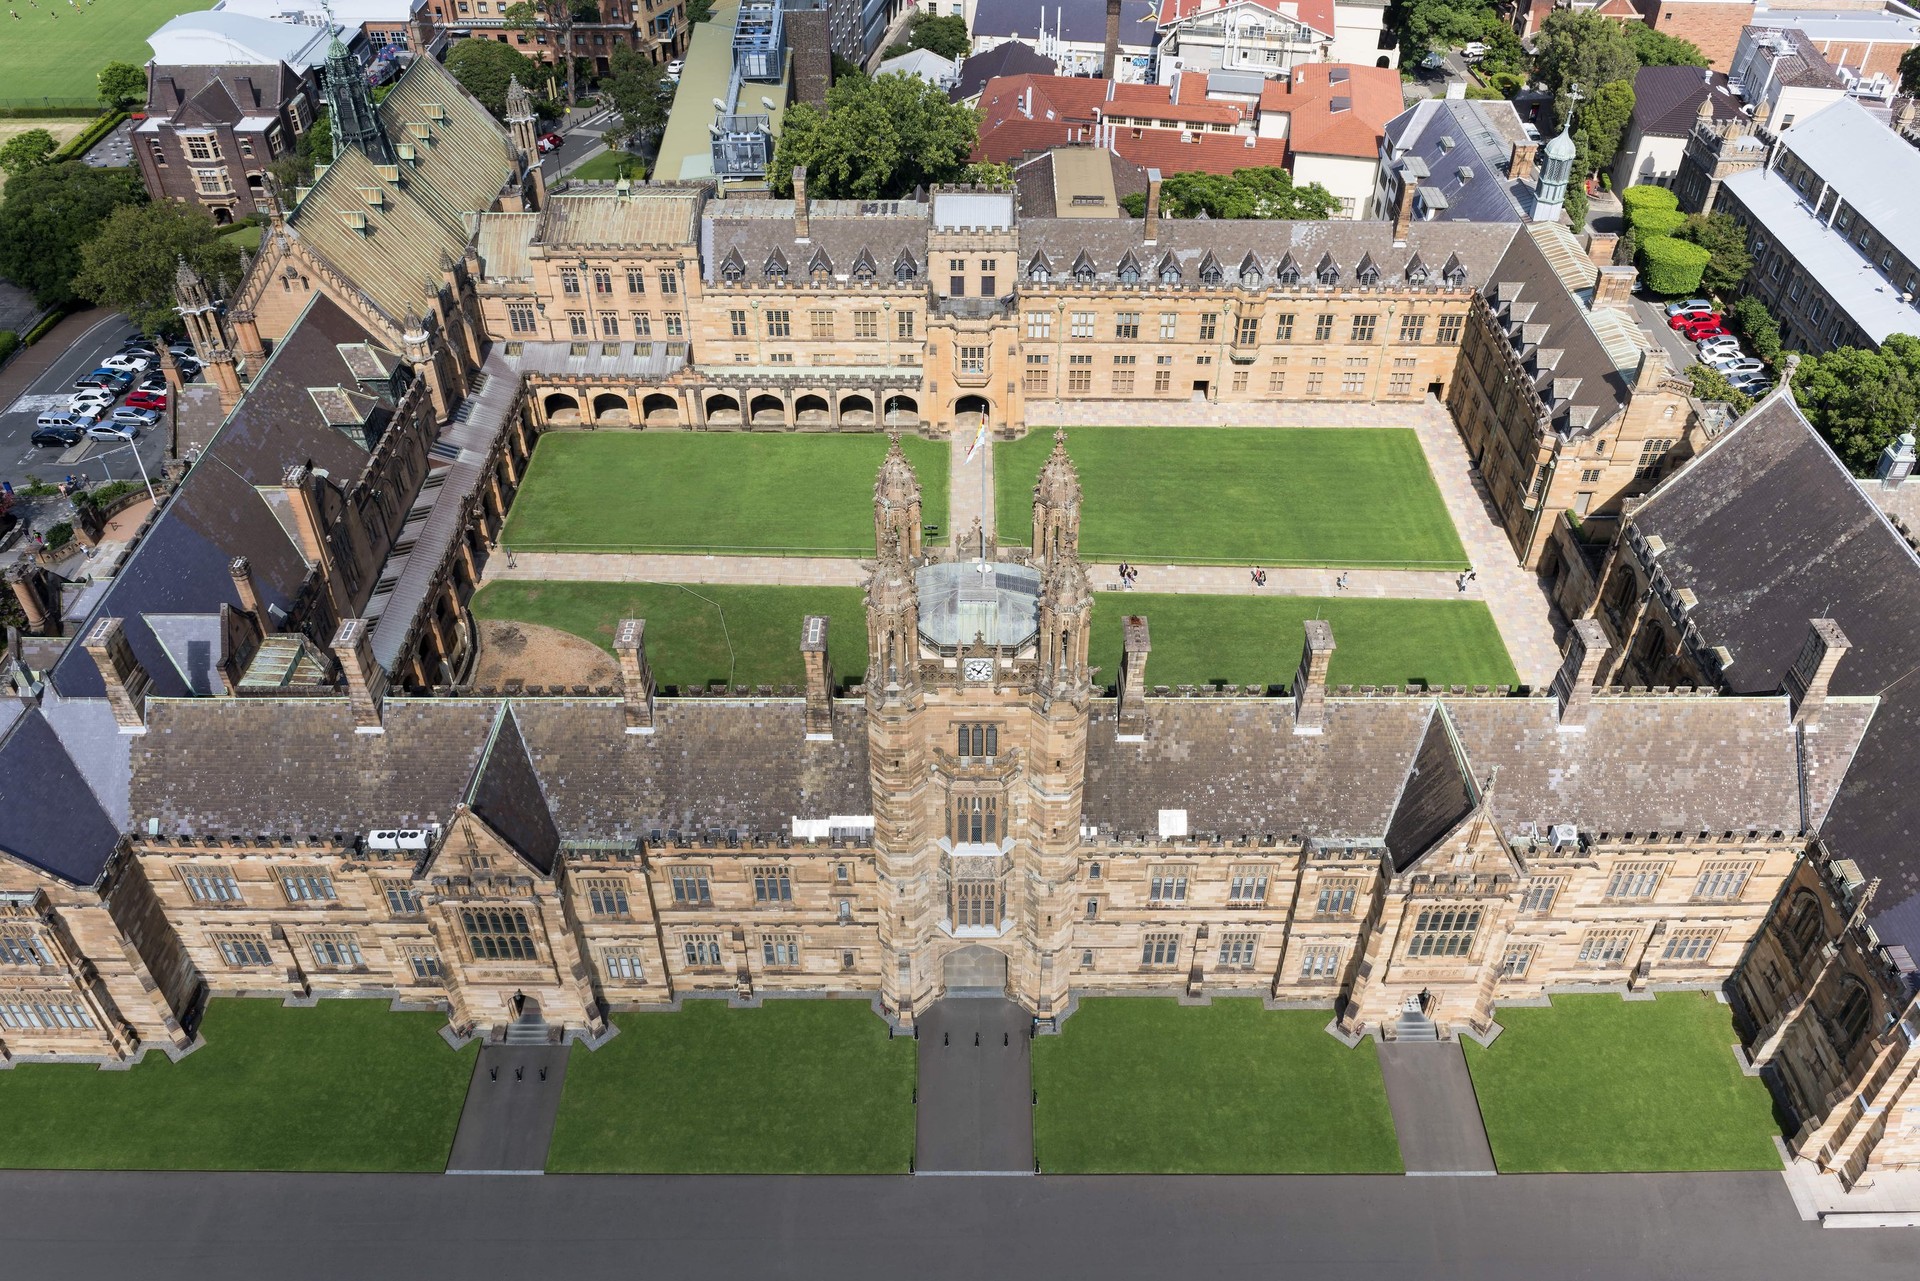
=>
[793,166,810,242]
[1143,167,1162,244]
[1117,614,1152,740]
[229,555,265,623]
[1786,618,1850,728]
[1292,620,1335,735]
[330,618,387,733]
[614,618,656,734]
[1104,0,1122,81]
[801,614,834,740]
[84,617,151,732]
[1553,619,1611,731]
[7,564,54,636]
[1392,172,1418,244]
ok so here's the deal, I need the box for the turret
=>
[324,30,392,164]
[505,74,538,159]
[1031,431,1082,564]
[874,434,923,560]
[864,529,921,702]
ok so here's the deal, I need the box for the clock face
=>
[964,658,994,682]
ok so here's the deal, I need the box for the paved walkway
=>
[1407,400,1563,686]
[915,999,1034,1174]
[1027,399,1438,430]
[1377,1042,1496,1175]
[949,425,993,555]
[444,1045,570,1174]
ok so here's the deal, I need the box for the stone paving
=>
[948,423,993,555]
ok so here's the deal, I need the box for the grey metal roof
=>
[1771,99,1920,278]
[1383,98,1532,224]
[954,41,1058,103]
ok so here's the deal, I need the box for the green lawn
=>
[568,148,648,181]
[0,999,474,1171]
[0,0,209,104]
[996,427,1467,569]
[1033,998,1401,1173]
[471,581,866,690]
[547,999,915,1172]
[1092,592,1518,690]
[503,432,950,555]
[1464,993,1783,1172]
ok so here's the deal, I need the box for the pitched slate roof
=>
[0,701,126,886]
[701,199,929,286]
[1631,65,1742,140]
[467,706,560,874]
[1382,97,1533,224]
[954,41,1057,103]
[1383,708,1478,871]
[1627,390,1920,946]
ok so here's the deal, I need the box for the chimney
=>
[793,166,809,242]
[1292,620,1335,735]
[7,564,54,637]
[1143,167,1162,244]
[1104,0,1121,81]
[1392,174,1418,243]
[1633,344,1670,392]
[1785,618,1850,728]
[801,614,834,740]
[1593,263,1637,306]
[1509,140,1538,183]
[1586,230,1621,269]
[1117,614,1151,740]
[1552,618,1611,731]
[229,555,265,623]
[613,618,655,734]
[330,618,387,733]
[84,617,151,733]
[283,464,343,618]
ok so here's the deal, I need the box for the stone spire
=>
[323,18,393,164]
[504,74,539,159]
[864,528,921,700]
[1036,525,1093,704]
[174,255,211,312]
[874,433,923,560]
[1031,430,1082,564]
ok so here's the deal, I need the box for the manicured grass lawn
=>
[0,0,209,104]
[0,999,475,1171]
[1092,592,1518,690]
[471,581,866,690]
[996,427,1466,568]
[1033,998,1401,1173]
[503,432,950,555]
[568,148,648,181]
[1464,993,1783,1172]
[547,999,915,1172]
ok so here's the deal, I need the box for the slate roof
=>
[0,699,127,886]
[1012,148,1148,220]
[1381,98,1533,224]
[50,294,397,703]
[1627,391,1920,946]
[1383,708,1478,871]
[1630,65,1742,140]
[954,41,1057,103]
[467,706,561,874]
[148,63,306,121]
[701,200,929,286]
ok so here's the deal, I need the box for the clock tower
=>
[865,433,1092,1025]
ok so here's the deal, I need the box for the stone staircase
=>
[503,1009,551,1045]
[1394,1010,1441,1042]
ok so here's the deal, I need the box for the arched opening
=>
[641,392,679,426]
[749,392,786,427]
[703,392,741,426]
[839,393,875,427]
[794,393,831,426]
[591,392,631,425]
[882,393,920,428]
[943,945,1008,994]
[1833,978,1873,1052]
[1377,56,1390,68]
[953,394,990,431]
[212,206,234,226]
[542,391,582,424]
[1786,890,1824,963]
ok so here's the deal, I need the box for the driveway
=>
[0,312,174,486]
[916,998,1034,1173]
[1632,297,1701,374]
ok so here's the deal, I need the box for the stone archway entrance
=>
[943,944,1008,995]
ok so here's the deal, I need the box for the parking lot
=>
[0,313,176,487]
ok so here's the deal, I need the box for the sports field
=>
[995,427,1467,569]
[502,432,950,555]
[0,0,209,105]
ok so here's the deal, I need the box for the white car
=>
[100,353,151,374]
[109,407,160,429]
[1665,298,1715,318]
[1713,357,1768,380]
[1696,338,1742,360]
[666,58,684,79]
[69,389,116,413]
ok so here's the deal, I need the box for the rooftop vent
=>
[341,210,368,232]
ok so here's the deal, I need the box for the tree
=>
[1118,167,1341,220]
[0,128,57,177]
[1674,211,1752,296]
[445,38,545,118]
[1636,234,1711,295]
[72,202,244,337]
[98,61,147,111]
[687,0,713,22]
[906,13,970,61]
[1901,44,1920,93]
[1794,336,1920,474]
[1687,363,1753,416]
[504,0,585,105]
[1534,11,1641,133]
[1575,78,1635,176]
[0,161,144,308]
[1626,25,1707,68]
[600,46,668,149]
[267,111,333,200]
[1727,296,1781,364]
[772,72,979,200]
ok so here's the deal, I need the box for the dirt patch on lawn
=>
[471,618,619,689]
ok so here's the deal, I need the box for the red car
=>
[537,131,563,154]
[1676,316,1728,341]
[1666,307,1716,331]
[125,388,168,412]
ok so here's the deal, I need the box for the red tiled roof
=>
[975,75,1292,174]
[1259,63,1402,160]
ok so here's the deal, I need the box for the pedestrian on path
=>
[1336,572,1350,591]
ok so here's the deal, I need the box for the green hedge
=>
[23,310,67,346]
[1620,184,1679,217]
[1631,207,1687,239]
[0,331,17,364]
[52,111,128,162]
[0,104,98,119]
[1637,235,1713,296]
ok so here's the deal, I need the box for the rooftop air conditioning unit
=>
[367,829,401,850]
[1549,823,1580,852]
[394,829,429,850]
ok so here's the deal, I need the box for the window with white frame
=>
[1499,946,1536,979]
[584,878,630,917]
[1577,928,1636,966]
[1026,311,1052,340]
[1692,862,1753,902]
[603,948,646,981]
[1148,865,1191,905]
[0,995,97,1032]
[752,865,792,904]
[669,865,711,905]
[1217,933,1259,968]
[1141,932,1182,967]
[215,934,273,967]
[280,868,337,903]
[1227,865,1268,905]
[1159,312,1178,340]
[1604,862,1665,902]
[308,932,364,969]
[1299,945,1342,981]
[0,928,49,966]
[1316,878,1361,917]
[1070,311,1094,339]
[383,880,422,915]
[181,867,242,903]
[1520,876,1565,914]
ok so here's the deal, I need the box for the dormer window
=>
[1278,264,1300,285]
[722,261,744,282]
[1073,262,1095,282]
[1316,264,1340,286]
[894,253,917,283]
[1030,265,1051,282]
[1240,268,1262,288]
[1408,265,1430,286]
[1116,252,1141,284]
[1199,261,1223,285]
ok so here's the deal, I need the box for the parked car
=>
[31,424,83,448]
[109,407,160,429]
[537,131,563,153]
[176,356,202,379]
[1462,41,1488,60]
[118,342,158,360]
[75,368,133,391]
[1697,338,1743,360]
[1728,373,1773,395]
[125,388,169,412]
[137,373,168,393]
[666,58,685,79]
[100,354,151,374]
[1677,318,1729,342]
[1665,298,1715,318]
[1669,308,1721,331]
[86,421,139,442]
[1710,355,1767,378]
[69,388,116,413]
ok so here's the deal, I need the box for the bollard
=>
[943,1031,949,1046]
[1003,1031,1009,1046]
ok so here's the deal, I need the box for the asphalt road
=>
[0,1169,1912,1280]
[541,105,619,181]
[0,312,174,485]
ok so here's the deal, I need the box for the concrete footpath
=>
[915,999,1033,1174]
[1377,1041,1497,1175]
[444,1045,570,1174]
